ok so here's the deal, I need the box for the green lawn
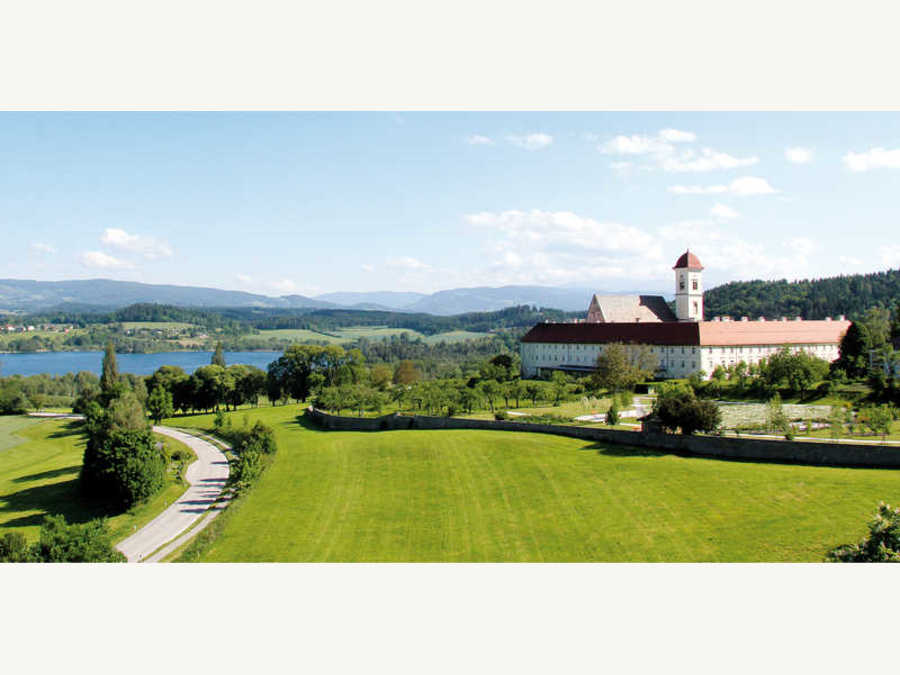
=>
[172,405,900,562]
[0,416,196,544]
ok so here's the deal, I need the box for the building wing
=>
[698,320,851,346]
[587,294,676,323]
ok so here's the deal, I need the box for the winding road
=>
[29,414,231,562]
[116,426,230,562]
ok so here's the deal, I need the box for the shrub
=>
[606,401,620,426]
[0,532,34,562]
[0,381,30,415]
[654,390,721,435]
[494,411,508,421]
[827,502,900,562]
[229,448,264,494]
[213,409,228,433]
[227,420,277,455]
[1,515,126,563]
[615,390,634,410]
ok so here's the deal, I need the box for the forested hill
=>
[705,268,900,320]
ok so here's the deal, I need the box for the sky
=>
[2,111,899,298]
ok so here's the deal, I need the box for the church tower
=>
[673,250,704,322]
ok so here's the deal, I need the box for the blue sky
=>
[3,112,899,297]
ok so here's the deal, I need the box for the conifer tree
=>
[100,341,120,402]
[212,341,226,367]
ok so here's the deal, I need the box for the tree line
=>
[705,269,900,321]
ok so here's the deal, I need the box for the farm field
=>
[251,326,490,345]
[173,405,900,562]
[0,416,195,544]
[423,330,490,344]
[251,328,348,344]
[0,328,85,349]
[120,321,197,331]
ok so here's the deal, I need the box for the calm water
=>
[0,351,280,377]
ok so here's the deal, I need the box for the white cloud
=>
[839,255,863,266]
[667,184,729,195]
[271,279,299,294]
[507,133,553,150]
[465,209,665,286]
[710,203,738,220]
[786,236,816,259]
[101,228,173,260]
[881,244,900,268]
[361,264,375,273]
[609,161,633,172]
[387,256,430,270]
[31,242,56,255]
[79,251,133,269]
[729,176,778,195]
[843,147,900,172]
[658,223,815,280]
[785,146,814,164]
[600,134,670,156]
[668,176,777,196]
[599,129,755,173]
[236,274,253,284]
[658,128,697,143]
[660,148,758,173]
[466,134,494,146]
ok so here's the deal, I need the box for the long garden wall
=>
[306,407,900,469]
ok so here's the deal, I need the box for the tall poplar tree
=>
[100,341,120,402]
[212,342,226,367]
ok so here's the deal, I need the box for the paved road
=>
[28,413,232,561]
[116,426,230,562]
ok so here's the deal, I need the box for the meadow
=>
[0,416,195,543]
[173,405,900,562]
[249,326,490,345]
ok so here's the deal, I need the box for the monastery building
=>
[519,250,850,379]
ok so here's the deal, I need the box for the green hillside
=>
[705,268,900,320]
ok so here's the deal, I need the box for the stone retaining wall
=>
[306,407,900,469]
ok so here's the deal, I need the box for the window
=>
[692,279,698,291]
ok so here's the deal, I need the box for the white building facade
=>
[519,250,849,380]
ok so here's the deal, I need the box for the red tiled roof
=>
[520,320,851,347]
[698,320,851,346]
[673,250,703,270]
[521,322,701,346]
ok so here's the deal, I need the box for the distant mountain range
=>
[0,278,657,316]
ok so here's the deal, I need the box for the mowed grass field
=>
[0,416,195,543]
[173,405,900,562]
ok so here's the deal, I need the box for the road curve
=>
[28,414,231,561]
[116,426,230,562]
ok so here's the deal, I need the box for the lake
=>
[0,351,280,377]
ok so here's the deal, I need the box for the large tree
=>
[591,342,658,393]
[147,385,174,424]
